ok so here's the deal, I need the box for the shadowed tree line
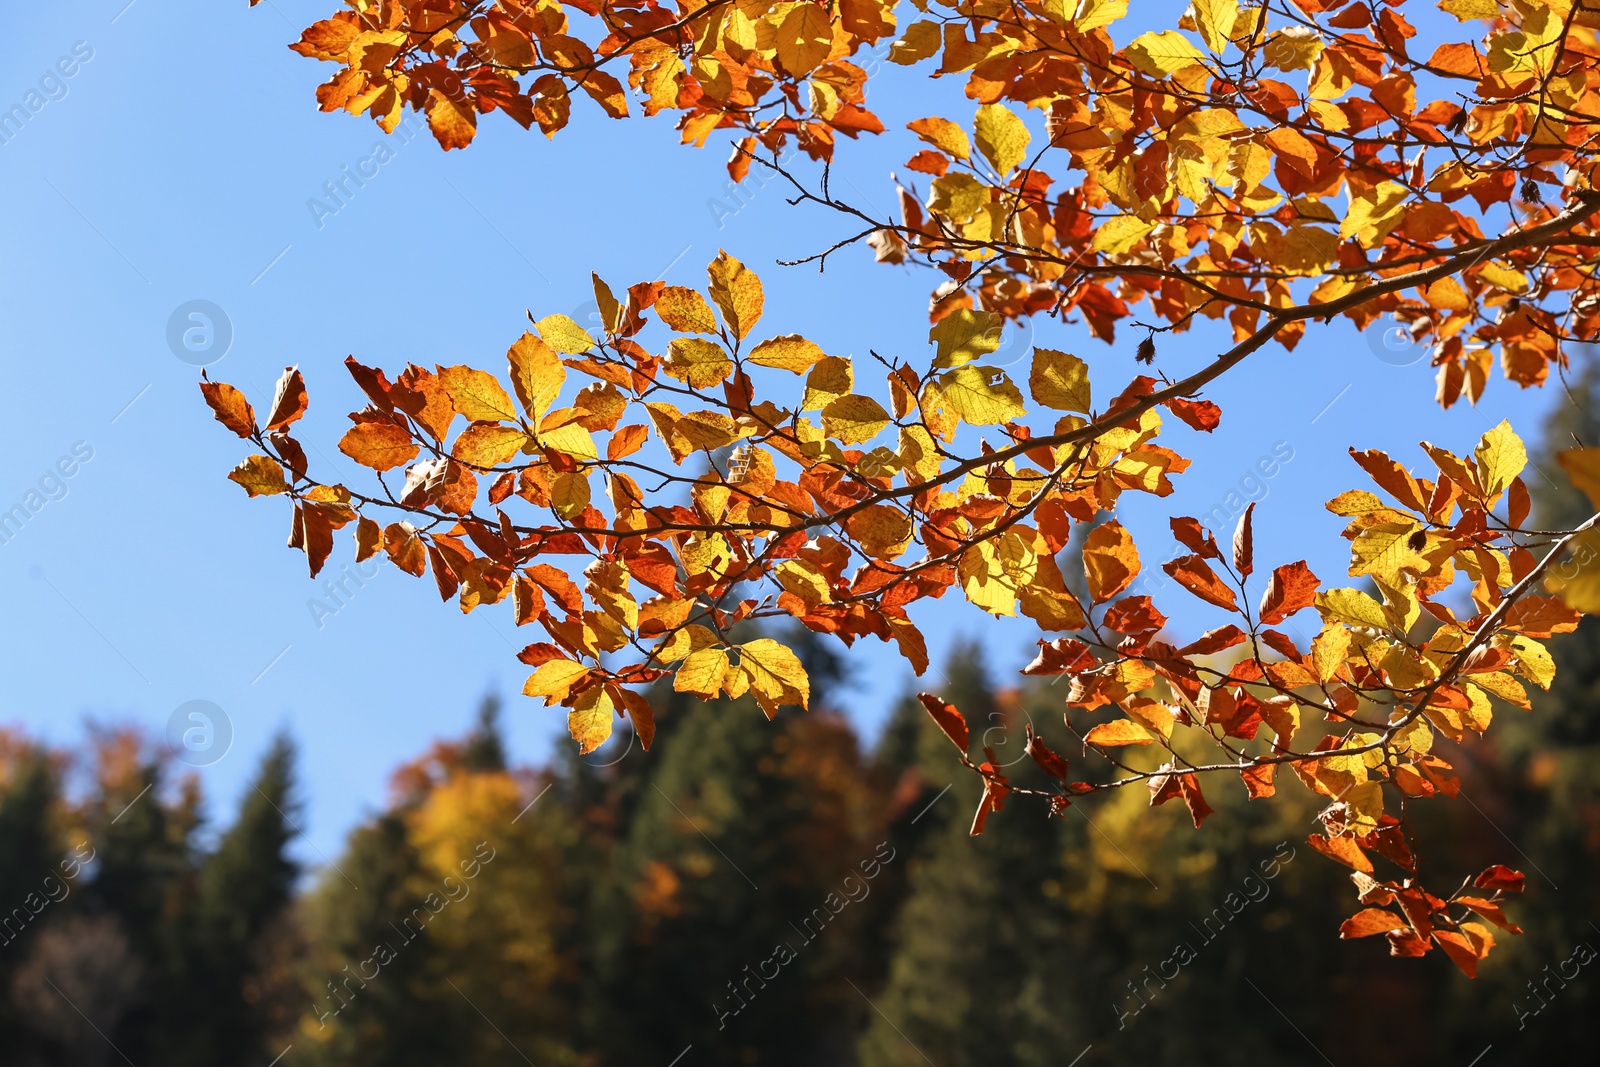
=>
[5,374,1600,1065]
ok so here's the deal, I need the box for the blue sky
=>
[0,1,1568,866]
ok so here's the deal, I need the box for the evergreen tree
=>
[858,642,1085,1067]
[182,735,301,1066]
[590,647,875,1066]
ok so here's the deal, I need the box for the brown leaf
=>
[1259,560,1320,624]
[918,692,969,751]
[339,421,419,472]
[200,380,257,439]
[265,366,308,432]
[1162,554,1239,611]
[1340,908,1407,938]
[1232,502,1254,577]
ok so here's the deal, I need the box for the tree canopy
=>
[212,0,1600,972]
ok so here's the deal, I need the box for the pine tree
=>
[180,735,301,1066]
[0,737,64,1058]
[858,642,1086,1067]
[589,637,875,1066]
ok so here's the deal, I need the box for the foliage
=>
[0,728,301,1066]
[220,0,1600,969]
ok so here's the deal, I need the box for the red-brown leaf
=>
[919,692,969,751]
[1259,560,1320,624]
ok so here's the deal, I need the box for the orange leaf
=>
[1340,908,1407,939]
[265,366,308,432]
[1083,719,1155,746]
[918,692,969,751]
[427,89,478,150]
[1162,554,1239,610]
[339,421,419,472]
[1232,502,1254,578]
[200,380,256,439]
[1259,560,1319,624]
[1083,520,1140,603]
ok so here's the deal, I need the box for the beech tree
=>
[216,0,1600,970]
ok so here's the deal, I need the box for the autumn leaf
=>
[973,103,1029,176]
[1083,719,1155,746]
[340,421,419,472]
[1163,554,1239,611]
[748,335,826,373]
[265,367,308,432]
[1029,348,1091,412]
[200,380,257,439]
[439,366,518,423]
[1083,521,1140,603]
[918,692,969,751]
[228,455,289,497]
[1259,561,1319,624]
[706,251,763,341]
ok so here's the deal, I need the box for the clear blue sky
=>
[0,1,1565,866]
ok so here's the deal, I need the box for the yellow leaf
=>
[748,334,826,373]
[739,638,811,716]
[1340,181,1409,248]
[1084,719,1156,746]
[959,539,1020,617]
[675,647,730,698]
[1557,448,1600,511]
[540,420,599,460]
[508,332,565,420]
[567,686,615,755]
[1093,214,1155,255]
[551,471,592,518]
[822,394,892,444]
[1462,682,1494,733]
[1316,588,1390,631]
[772,1,833,77]
[426,89,476,150]
[802,356,854,411]
[888,20,942,65]
[937,365,1026,425]
[654,286,719,333]
[707,250,763,340]
[1441,0,1500,20]
[1191,0,1238,52]
[1342,780,1384,836]
[524,659,590,705]
[438,366,518,423]
[973,103,1030,176]
[338,422,419,472]
[228,455,289,497]
[1072,0,1127,31]
[1029,348,1091,412]
[1477,261,1530,295]
[845,505,914,559]
[776,559,833,606]
[907,116,970,160]
[1349,521,1428,583]
[929,309,1002,369]
[536,314,597,354]
[665,337,734,388]
[675,410,740,451]
[453,423,529,467]
[1474,670,1530,710]
[1312,623,1350,682]
[1475,419,1526,497]
[1125,30,1207,78]
[1083,520,1140,603]
[1265,26,1323,70]
[928,173,989,224]
[1510,635,1555,689]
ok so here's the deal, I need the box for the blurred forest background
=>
[4,369,1599,1066]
